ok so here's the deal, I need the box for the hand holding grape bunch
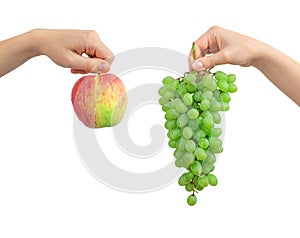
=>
[159,43,238,206]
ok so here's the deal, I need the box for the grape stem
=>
[190,179,197,194]
[192,42,197,61]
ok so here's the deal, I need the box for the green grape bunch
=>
[158,68,237,206]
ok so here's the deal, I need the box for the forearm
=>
[252,43,300,106]
[0,30,40,77]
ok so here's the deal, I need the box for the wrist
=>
[28,29,46,57]
[250,40,275,69]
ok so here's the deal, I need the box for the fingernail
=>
[95,62,110,73]
[192,60,204,71]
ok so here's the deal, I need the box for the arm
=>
[190,26,300,106]
[251,43,300,106]
[0,29,114,77]
[0,31,37,77]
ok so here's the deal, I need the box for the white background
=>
[1,0,300,237]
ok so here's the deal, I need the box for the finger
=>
[193,51,227,70]
[69,53,111,74]
[85,37,115,65]
[194,27,221,58]
[95,43,115,65]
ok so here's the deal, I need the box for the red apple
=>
[71,73,127,128]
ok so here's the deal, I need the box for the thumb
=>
[192,52,227,70]
[70,54,111,74]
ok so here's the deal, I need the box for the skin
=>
[0,29,114,77]
[190,26,300,106]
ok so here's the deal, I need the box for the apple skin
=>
[71,73,127,128]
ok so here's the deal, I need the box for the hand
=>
[189,26,300,106]
[189,26,262,71]
[34,29,114,74]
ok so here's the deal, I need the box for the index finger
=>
[194,26,221,57]
[94,40,115,65]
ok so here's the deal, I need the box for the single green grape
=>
[162,76,175,85]
[185,183,194,192]
[202,161,214,174]
[211,128,222,137]
[186,171,195,180]
[201,110,212,118]
[204,151,216,164]
[195,184,204,191]
[197,176,209,187]
[193,91,202,102]
[200,98,210,111]
[162,104,171,112]
[162,77,179,90]
[190,161,202,176]
[198,137,209,149]
[198,129,207,138]
[176,137,187,151]
[177,114,189,128]
[220,102,229,111]
[220,92,231,103]
[187,194,197,206]
[188,119,199,131]
[209,137,222,149]
[183,93,193,106]
[185,140,196,153]
[159,97,168,105]
[174,150,184,159]
[195,80,205,91]
[208,145,223,154]
[164,120,177,130]
[202,125,213,137]
[207,174,218,186]
[213,90,221,101]
[194,147,206,160]
[187,108,199,120]
[202,116,214,129]
[184,72,197,84]
[168,140,177,148]
[211,112,221,124]
[182,127,194,139]
[167,128,181,140]
[202,74,217,91]
[192,131,200,141]
[228,83,238,93]
[202,90,213,100]
[165,109,179,120]
[163,90,175,101]
[183,152,195,166]
[158,85,168,96]
[178,82,188,95]
[217,79,229,92]
[170,98,181,108]
[175,158,185,168]
[214,71,228,81]
[227,74,236,83]
[209,100,221,112]
[178,173,189,186]
[175,102,188,114]
[186,83,196,93]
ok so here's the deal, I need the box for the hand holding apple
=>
[71,73,127,128]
